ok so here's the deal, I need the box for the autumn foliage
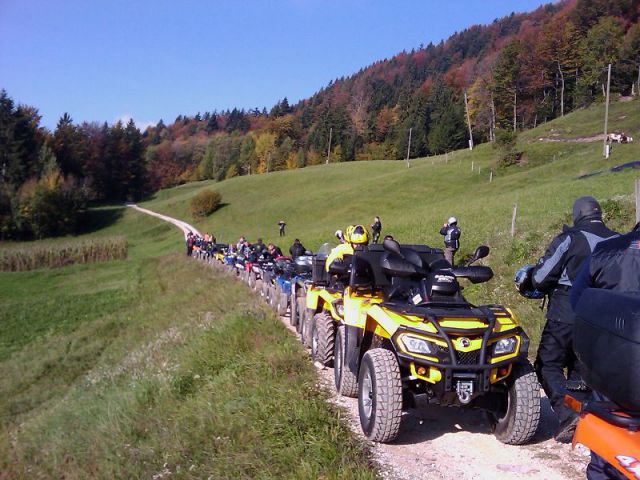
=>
[190,190,222,218]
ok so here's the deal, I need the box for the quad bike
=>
[565,288,640,480]
[305,243,349,361]
[272,257,295,316]
[249,252,274,294]
[338,238,540,444]
[290,255,313,329]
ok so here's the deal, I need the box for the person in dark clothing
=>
[278,220,286,237]
[439,216,461,266]
[529,196,618,442]
[186,232,194,256]
[371,216,382,244]
[252,238,266,254]
[268,242,283,257]
[569,224,639,480]
[289,238,306,259]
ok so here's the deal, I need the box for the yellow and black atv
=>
[338,238,540,444]
[303,243,349,365]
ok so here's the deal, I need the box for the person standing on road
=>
[570,223,639,480]
[186,232,194,256]
[268,242,283,257]
[278,220,286,237]
[439,217,461,266]
[371,216,382,244]
[527,196,618,442]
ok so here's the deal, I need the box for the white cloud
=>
[114,113,156,131]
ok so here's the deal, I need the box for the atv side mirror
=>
[383,238,404,258]
[468,245,490,265]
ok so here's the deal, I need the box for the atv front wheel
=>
[358,348,402,443]
[488,361,540,445]
[254,279,263,298]
[311,312,335,367]
[334,326,358,397]
[302,312,314,347]
[248,271,256,288]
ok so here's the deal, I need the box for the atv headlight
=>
[400,335,435,355]
[493,337,517,356]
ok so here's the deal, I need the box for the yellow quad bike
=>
[338,239,540,445]
[303,244,350,365]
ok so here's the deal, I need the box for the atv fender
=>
[365,304,396,339]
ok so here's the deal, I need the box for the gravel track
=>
[131,205,590,480]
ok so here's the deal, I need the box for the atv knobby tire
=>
[302,311,314,347]
[488,360,541,445]
[248,271,257,288]
[311,312,335,367]
[255,279,263,298]
[295,297,306,334]
[277,290,288,316]
[261,281,270,301]
[358,348,402,443]
[334,326,358,397]
[289,290,298,326]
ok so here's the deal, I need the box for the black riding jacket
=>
[571,230,640,307]
[289,242,306,259]
[531,217,617,323]
[440,225,461,249]
[371,220,382,233]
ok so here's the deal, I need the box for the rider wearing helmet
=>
[325,225,369,271]
[440,216,461,266]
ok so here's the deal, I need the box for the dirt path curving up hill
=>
[130,205,590,480]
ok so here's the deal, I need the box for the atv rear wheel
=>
[295,297,306,334]
[358,348,402,443]
[248,271,256,288]
[289,291,297,326]
[302,311,314,347]
[255,279,263,298]
[277,290,288,316]
[311,313,335,367]
[488,360,540,445]
[334,326,358,397]
[269,286,278,310]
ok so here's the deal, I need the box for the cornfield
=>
[0,236,128,272]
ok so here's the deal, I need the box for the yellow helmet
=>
[345,224,369,245]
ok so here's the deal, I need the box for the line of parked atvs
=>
[195,238,543,446]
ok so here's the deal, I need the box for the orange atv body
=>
[567,396,640,480]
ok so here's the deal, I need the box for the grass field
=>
[141,98,640,346]
[0,207,375,479]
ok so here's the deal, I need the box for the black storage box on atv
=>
[294,255,313,274]
[312,256,329,285]
[574,288,640,412]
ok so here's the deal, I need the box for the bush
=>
[494,129,522,168]
[190,190,222,218]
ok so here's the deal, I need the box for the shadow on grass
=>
[78,206,125,234]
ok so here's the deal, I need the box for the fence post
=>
[489,171,493,183]
[511,203,517,237]
[471,161,474,171]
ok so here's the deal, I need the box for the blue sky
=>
[0,0,551,130]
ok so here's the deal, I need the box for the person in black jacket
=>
[289,238,306,259]
[570,223,639,480]
[439,216,461,266]
[529,196,618,442]
[371,216,382,244]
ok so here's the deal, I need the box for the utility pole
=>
[326,127,332,165]
[603,63,612,158]
[464,90,474,150]
[406,127,412,168]
[637,64,640,98]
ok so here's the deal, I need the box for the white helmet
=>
[335,229,344,240]
[448,216,457,225]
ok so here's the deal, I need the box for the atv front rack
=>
[388,304,529,394]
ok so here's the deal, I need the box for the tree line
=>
[0,91,146,239]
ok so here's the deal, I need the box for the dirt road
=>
[131,206,590,480]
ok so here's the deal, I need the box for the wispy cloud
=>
[115,113,156,131]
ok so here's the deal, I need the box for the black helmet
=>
[572,196,602,224]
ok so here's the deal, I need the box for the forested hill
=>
[141,0,639,187]
[2,0,640,239]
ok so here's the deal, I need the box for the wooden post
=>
[511,203,517,237]
[464,90,474,150]
[603,63,612,158]
[326,127,332,165]
[478,166,481,175]
[406,127,412,168]
[489,171,493,182]
[636,178,640,224]
[446,152,449,164]
[471,161,474,171]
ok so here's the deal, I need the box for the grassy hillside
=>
[0,207,375,479]
[142,98,640,346]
